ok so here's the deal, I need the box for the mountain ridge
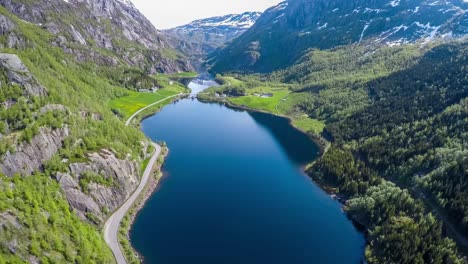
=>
[207,0,468,73]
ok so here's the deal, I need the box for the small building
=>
[260,93,273,98]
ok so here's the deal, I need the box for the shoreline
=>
[104,92,184,264]
[198,96,330,154]
[103,142,162,264]
[118,147,169,263]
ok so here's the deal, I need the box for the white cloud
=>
[129,0,283,29]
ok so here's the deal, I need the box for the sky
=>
[129,0,283,29]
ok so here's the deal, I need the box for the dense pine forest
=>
[301,41,467,263]
[310,41,468,259]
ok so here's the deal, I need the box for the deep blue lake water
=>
[130,80,365,264]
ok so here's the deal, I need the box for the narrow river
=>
[130,78,365,264]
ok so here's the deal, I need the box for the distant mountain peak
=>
[164,12,261,60]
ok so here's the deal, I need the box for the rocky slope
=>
[1,126,70,176]
[0,1,168,261]
[57,149,141,223]
[165,12,261,59]
[207,0,468,73]
[0,0,193,73]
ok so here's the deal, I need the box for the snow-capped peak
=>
[172,12,261,31]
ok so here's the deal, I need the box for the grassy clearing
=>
[223,76,244,86]
[109,77,187,118]
[291,116,325,134]
[229,87,290,113]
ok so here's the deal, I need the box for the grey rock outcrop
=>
[0,53,48,97]
[0,14,25,49]
[57,149,140,223]
[1,127,69,176]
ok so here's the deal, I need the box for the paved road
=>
[104,94,180,264]
[125,93,183,126]
[103,142,161,264]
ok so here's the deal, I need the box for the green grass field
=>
[214,76,326,134]
[109,77,187,118]
[223,76,244,86]
[292,117,326,134]
[229,87,290,113]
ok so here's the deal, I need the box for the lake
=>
[130,79,365,264]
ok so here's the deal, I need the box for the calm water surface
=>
[130,79,365,264]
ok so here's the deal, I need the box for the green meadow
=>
[229,87,290,114]
[109,76,188,118]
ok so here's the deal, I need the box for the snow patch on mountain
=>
[171,12,261,32]
[165,12,261,57]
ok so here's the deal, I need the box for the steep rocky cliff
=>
[1,127,69,176]
[57,149,140,223]
[0,0,193,73]
[208,0,468,73]
[0,53,47,97]
[0,53,70,178]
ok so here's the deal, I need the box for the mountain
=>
[207,0,468,73]
[0,0,193,73]
[165,12,261,65]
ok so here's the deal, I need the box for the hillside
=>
[307,41,468,263]
[207,0,468,73]
[0,0,189,262]
[0,0,193,73]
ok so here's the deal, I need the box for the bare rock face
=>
[1,127,69,176]
[58,149,140,223]
[0,53,48,97]
[0,14,25,49]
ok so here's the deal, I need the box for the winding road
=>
[105,93,182,264]
[125,93,183,126]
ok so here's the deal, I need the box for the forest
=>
[307,41,468,262]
